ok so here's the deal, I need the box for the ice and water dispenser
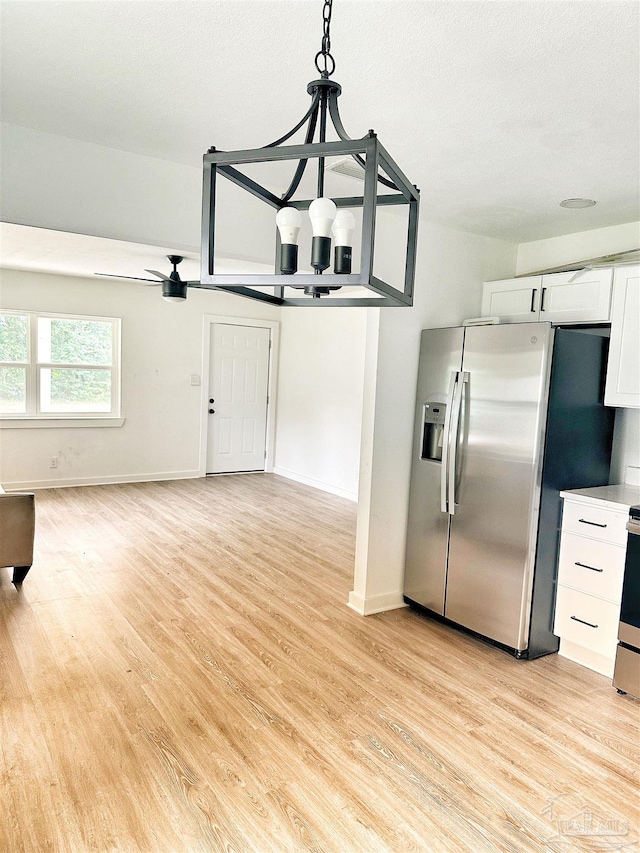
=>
[421,402,446,462]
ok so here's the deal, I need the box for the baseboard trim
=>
[3,470,201,491]
[347,590,408,616]
[558,638,615,679]
[273,467,358,502]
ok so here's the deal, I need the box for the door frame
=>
[199,314,280,477]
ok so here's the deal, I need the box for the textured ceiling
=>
[1,0,639,243]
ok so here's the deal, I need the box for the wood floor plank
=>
[2,474,638,852]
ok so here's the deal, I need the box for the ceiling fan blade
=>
[95,272,163,282]
[144,283,163,287]
[145,269,173,282]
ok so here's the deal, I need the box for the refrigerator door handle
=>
[448,370,468,515]
[440,371,459,513]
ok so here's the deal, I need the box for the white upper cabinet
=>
[605,265,640,408]
[540,269,613,323]
[481,276,542,323]
[482,268,613,324]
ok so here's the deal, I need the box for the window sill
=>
[0,417,125,429]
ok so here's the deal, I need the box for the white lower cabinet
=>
[555,532,625,600]
[560,500,629,544]
[555,587,621,661]
[554,494,629,677]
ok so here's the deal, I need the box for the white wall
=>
[0,124,370,498]
[273,307,367,500]
[1,123,201,250]
[0,268,279,489]
[350,221,518,614]
[5,123,635,606]
[0,122,274,265]
[516,221,640,275]
[268,208,516,522]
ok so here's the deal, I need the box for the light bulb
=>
[332,209,356,275]
[162,295,186,303]
[276,207,301,245]
[276,206,301,275]
[308,197,337,238]
[332,209,356,247]
[309,197,337,273]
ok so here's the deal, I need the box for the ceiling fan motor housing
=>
[162,279,187,300]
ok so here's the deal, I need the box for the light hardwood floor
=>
[1,475,638,853]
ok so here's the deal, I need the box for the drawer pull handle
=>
[578,518,607,528]
[570,615,598,629]
[575,561,604,573]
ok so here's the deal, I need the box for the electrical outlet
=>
[50,456,58,469]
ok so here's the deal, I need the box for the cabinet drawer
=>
[561,501,628,546]
[554,586,620,658]
[557,532,625,602]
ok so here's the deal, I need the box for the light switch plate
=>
[190,374,201,386]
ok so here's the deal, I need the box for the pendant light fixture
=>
[200,0,419,306]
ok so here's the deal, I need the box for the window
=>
[0,311,121,419]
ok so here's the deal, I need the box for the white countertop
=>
[560,484,640,512]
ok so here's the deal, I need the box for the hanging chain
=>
[314,0,336,78]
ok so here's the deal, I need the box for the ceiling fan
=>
[96,255,200,302]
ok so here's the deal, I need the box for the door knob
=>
[209,408,215,414]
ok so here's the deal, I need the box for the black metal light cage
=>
[200,76,420,307]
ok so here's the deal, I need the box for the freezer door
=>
[444,323,552,650]
[404,327,464,613]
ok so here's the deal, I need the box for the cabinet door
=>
[480,277,541,322]
[539,269,612,323]
[605,265,640,407]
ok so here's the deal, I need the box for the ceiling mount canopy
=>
[199,0,420,307]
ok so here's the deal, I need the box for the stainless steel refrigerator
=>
[404,322,614,659]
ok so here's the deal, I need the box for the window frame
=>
[0,309,122,422]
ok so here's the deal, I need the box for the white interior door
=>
[206,323,271,474]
